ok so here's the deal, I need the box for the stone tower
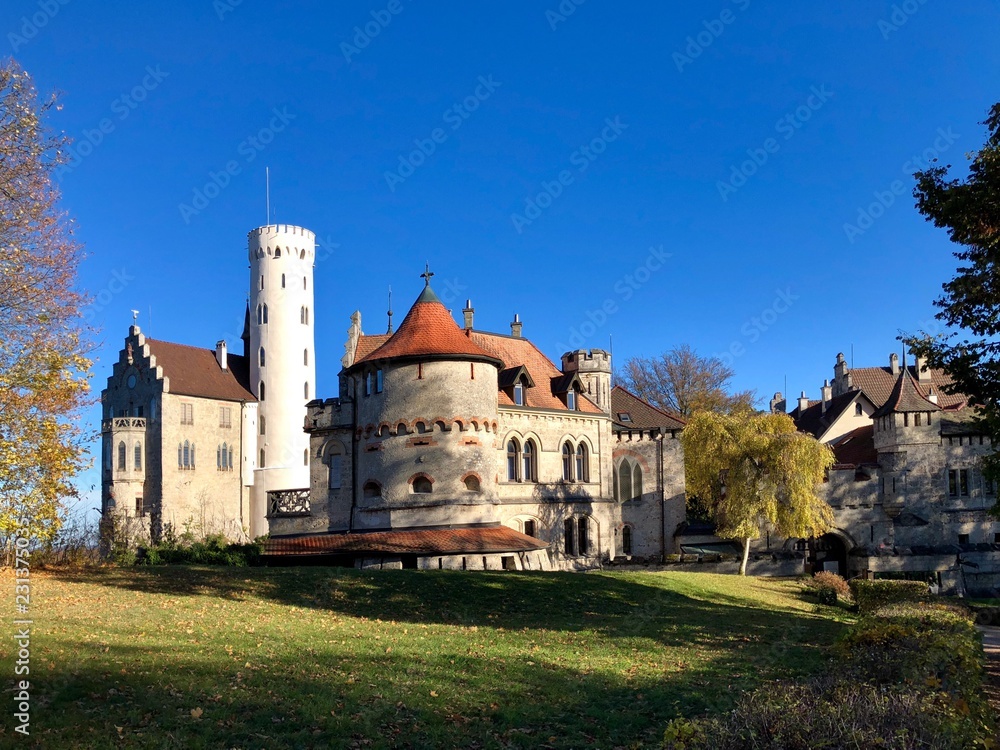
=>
[247,224,317,535]
[561,349,612,414]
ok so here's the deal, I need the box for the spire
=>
[387,286,394,334]
[416,263,440,304]
[420,262,434,287]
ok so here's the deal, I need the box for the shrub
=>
[807,571,850,605]
[849,578,927,613]
[136,536,266,567]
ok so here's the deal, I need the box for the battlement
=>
[247,224,315,240]
[561,348,612,373]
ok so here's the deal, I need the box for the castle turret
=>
[247,224,317,535]
[561,349,612,413]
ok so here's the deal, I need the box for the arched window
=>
[259,274,264,291]
[228,446,234,469]
[562,442,574,482]
[613,468,620,501]
[303,276,307,290]
[564,518,575,555]
[632,463,643,501]
[412,476,432,494]
[274,247,281,258]
[464,475,481,492]
[134,442,142,471]
[506,439,520,482]
[259,347,265,367]
[578,517,589,554]
[622,525,632,556]
[263,304,268,323]
[300,306,309,324]
[522,440,536,483]
[855,403,864,416]
[513,382,524,406]
[117,441,126,471]
[177,443,182,468]
[256,304,263,324]
[183,440,190,469]
[190,443,195,468]
[326,444,343,489]
[618,460,633,502]
[576,443,589,482]
[259,381,265,401]
[259,449,265,467]
[303,349,309,366]
[363,481,381,499]
[281,273,286,288]
[217,445,222,469]
[222,442,229,470]
[303,448,308,466]
[304,381,309,399]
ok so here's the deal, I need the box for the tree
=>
[903,103,1000,509]
[681,411,835,575]
[616,345,757,418]
[0,60,92,555]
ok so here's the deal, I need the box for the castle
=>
[100,224,686,570]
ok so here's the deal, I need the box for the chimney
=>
[833,352,849,396]
[215,340,228,371]
[927,387,939,405]
[769,392,786,414]
[462,299,474,330]
[914,352,932,383]
[510,313,522,338]
[821,380,832,414]
[889,352,900,376]
[798,391,810,414]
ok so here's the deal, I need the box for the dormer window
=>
[513,382,524,406]
[617,412,632,423]
[567,390,577,411]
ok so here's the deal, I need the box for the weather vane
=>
[420,262,434,286]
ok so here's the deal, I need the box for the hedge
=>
[848,578,927,614]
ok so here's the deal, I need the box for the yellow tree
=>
[0,60,92,554]
[681,411,835,575]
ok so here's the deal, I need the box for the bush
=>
[849,578,927,613]
[136,536,266,567]
[807,571,850,605]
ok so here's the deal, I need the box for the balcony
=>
[267,489,311,518]
[102,417,147,432]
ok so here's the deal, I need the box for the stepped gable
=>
[871,370,942,418]
[610,385,686,430]
[145,339,255,402]
[849,365,964,409]
[469,331,603,414]
[354,285,501,366]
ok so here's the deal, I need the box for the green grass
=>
[8,566,853,749]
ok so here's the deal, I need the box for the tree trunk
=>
[739,537,751,576]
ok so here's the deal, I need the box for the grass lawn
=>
[5,566,853,749]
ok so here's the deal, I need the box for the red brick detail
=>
[406,437,438,447]
[613,447,651,474]
[408,472,435,485]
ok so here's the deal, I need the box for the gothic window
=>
[562,441,574,482]
[613,468,620,501]
[274,247,281,258]
[117,441,126,471]
[618,460,633,502]
[506,439,520,482]
[578,517,589,554]
[259,381,265,401]
[262,304,268,324]
[304,381,309,399]
[183,440,191,469]
[412,476,433,494]
[221,442,229,470]
[134,442,142,471]
[632,463,643,500]
[622,525,633,556]
[260,416,265,435]
[259,347,265,367]
[522,440,537,483]
[177,443,182,468]
[229,446,234,469]
[281,273,286,288]
[576,443,589,482]
[217,445,222,470]
[464,475,481,492]
[303,349,309,366]
[564,518,575,555]
[260,449,265,467]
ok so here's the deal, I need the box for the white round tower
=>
[247,224,317,536]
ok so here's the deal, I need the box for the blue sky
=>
[5,0,999,500]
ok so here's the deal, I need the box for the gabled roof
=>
[263,525,549,556]
[792,390,870,439]
[829,425,877,467]
[550,372,583,395]
[469,331,604,414]
[355,334,390,362]
[849,365,964,409]
[354,285,501,367]
[872,371,942,418]
[498,365,534,389]
[610,386,686,431]
[145,339,255,402]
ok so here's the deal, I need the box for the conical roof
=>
[354,284,501,367]
[871,370,941,418]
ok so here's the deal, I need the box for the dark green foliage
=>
[137,534,266,567]
[664,598,997,749]
[902,102,1000,508]
[849,578,926,613]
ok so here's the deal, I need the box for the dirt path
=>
[979,625,1000,712]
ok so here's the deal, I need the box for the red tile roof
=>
[872,371,942,418]
[469,331,603,414]
[610,386,686,430]
[829,425,877,467]
[145,339,255,402]
[848,365,964,409]
[355,286,501,366]
[355,334,390,362]
[263,526,549,556]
